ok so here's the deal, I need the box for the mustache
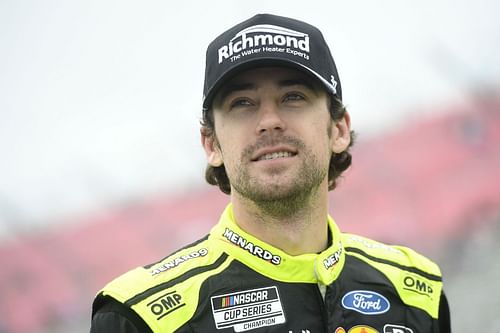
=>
[241,133,305,159]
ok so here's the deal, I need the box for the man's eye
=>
[283,93,305,102]
[230,99,252,108]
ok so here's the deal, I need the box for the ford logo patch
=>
[341,290,390,315]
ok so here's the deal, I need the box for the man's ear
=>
[201,129,223,167]
[331,112,351,153]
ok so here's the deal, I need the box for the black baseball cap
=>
[202,13,342,111]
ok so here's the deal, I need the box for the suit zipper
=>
[315,283,329,332]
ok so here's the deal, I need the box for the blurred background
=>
[1,0,499,332]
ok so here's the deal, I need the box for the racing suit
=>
[91,204,451,332]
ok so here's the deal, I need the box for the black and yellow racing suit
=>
[91,204,451,333]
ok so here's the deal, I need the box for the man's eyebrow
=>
[216,82,256,104]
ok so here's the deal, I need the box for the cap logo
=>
[330,75,338,94]
[218,24,310,64]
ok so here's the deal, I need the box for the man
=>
[91,14,451,333]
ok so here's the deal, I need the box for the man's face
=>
[203,66,350,205]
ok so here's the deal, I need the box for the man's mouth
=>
[246,136,303,163]
[256,151,296,161]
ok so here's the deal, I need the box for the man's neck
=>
[230,183,330,256]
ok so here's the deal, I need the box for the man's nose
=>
[255,101,286,135]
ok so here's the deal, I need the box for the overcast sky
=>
[0,0,499,236]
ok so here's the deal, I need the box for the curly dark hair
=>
[200,96,355,194]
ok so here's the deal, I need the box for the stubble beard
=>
[230,134,328,219]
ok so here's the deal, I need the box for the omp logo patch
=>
[341,290,390,315]
[384,324,414,333]
[211,286,285,332]
[402,274,434,298]
[218,24,310,64]
[148,291,185,320]
[223,228,281,265]
[151,248,208,276]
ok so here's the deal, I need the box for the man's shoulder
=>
[93,234,232,331]
[340,233,441,277]
[340,233,443,319]
[97,235,220,304]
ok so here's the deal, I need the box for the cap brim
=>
[202,57,337,110]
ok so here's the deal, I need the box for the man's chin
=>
[239,180,305,202]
